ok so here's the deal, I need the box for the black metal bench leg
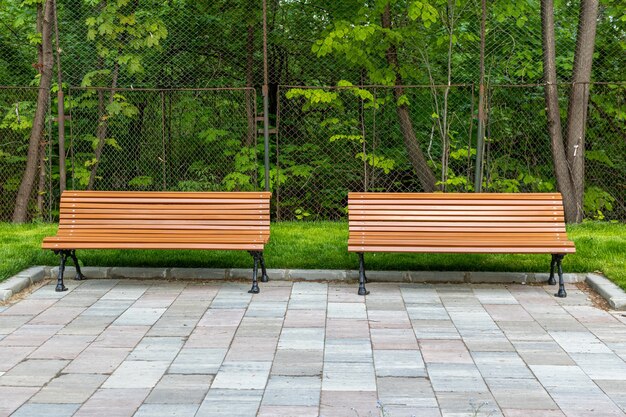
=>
[554,254,567,298]
[548,254,557,285]
[54,250,69,292]
[259,252,269,283]
[358,252,369,296]
[248,251,260,294]
[69,250,86,281]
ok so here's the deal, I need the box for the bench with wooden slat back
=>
[348,192,575,296]
[43,191,271,293]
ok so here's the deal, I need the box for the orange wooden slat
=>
[42,242,265,250]
[63,191,271,198]
[347,245,575,254]
[349,215,565,222]
[348,192,561,199]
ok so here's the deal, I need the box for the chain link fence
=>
[0,0,624,221]
[67,87,258,193]
[0,86,53,221]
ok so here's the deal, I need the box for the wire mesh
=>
[67,87,258,193]
[0,86,52,221]
[0,0,624,221]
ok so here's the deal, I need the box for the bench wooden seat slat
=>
[64,197,267,204]
[349,221,565,228]
[61,214,271,220]
[43,243,265,250]
[350,192,561,199]
[348,192,575,296]
[350,199,560,206]
[352,214,564,224]
[348,209,563,216]
[61,208,268,215]
[43,191,272,293]
[61,203,269,210]
[348,246,573,254]
[348,204,563,210]
[62,191,267,198]
[59,219,270,226]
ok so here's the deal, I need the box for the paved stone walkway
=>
[0,278,626,417]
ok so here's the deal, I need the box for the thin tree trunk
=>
[52,0,66,192]
[12,0,54,223]
[37,142,46,216]
[541,0,577,222]
[87,61,119,190]
[565,0,599,222]
[244,22,256,147]
[382,4,436,192]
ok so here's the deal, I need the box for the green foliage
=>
[584,186,616,220]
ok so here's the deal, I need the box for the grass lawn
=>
[1,221,625,290]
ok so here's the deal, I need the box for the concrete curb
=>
[0,266,47,302]
[2,266,623,309]
[585,273,626,310]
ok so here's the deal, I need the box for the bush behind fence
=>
[1,84,624,222]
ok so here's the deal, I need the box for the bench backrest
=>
[58,191,270,238]
[348,192,567,234]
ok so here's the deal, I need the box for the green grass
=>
[1,221,625,289]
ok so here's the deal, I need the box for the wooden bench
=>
[42,191,271,293]
[348,192,575,297]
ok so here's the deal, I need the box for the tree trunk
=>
[541,0,577,222]
[382,4,436,192]
[541,0,598,223]
[87,62,119,190]
[36,141,47,217]
[12,0,55,223]
[52,0,66,193]
[565,0,599,223]
[244,23,256,148]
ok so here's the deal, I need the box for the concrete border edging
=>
[2,267,624,309]
[585,273,626,310]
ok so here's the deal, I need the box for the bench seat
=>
[348,192,575,296]
[43,191,271,293]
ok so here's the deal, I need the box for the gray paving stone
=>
[195,389,263,417]
[169,348,227,374]
[374,349,426,377]
[261,376,321,406]
[11,403,80,417]
[64,346,131,374]
[134,403,200,417]
[74,388,150,417]
[113,307,167,326]
[102,360,170,389]
[278,327,324,350]
[128,336,184,361]
[30,373,107,403]
[271,349,323,376]
[211,361,272,389]
[324,338,372,363]
[145,374,213,404]
[0,386,40,415]
[427,363,489,393]
[485,377,557,410]
[0,359,68,387]
[436,391,501,417]
[472,351,534,379]
[322,362,376,391]
[377,376,438,408]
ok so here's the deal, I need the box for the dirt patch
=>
[0,279,51,307]
[575,280,611,311]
